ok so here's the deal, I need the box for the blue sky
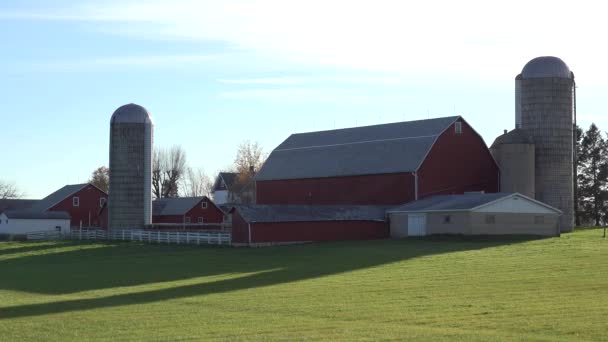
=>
[1,0,607,199]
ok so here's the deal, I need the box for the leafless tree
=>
[152,145,187,199]
[89,166,109,192]
[181,167,213,197]
[0,180,22,199]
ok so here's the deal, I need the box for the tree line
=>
[576,123,608,226]
[87,139,265,201]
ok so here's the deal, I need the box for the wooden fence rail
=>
[25,229,231,246]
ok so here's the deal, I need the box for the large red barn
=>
[231,116,499,245]
[255,116,499,205]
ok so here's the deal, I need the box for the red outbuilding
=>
[152,196,226,229]
[27,183,108,228]
[230,205,388,246]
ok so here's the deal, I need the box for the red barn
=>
[255,116,499,205]
[152,196,225,229]
[231,116,499,245]
[27,183,108,228]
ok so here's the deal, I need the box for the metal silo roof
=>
[110,103,154,124]
[521,56,571,79]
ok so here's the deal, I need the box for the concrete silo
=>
[516,56,575,232]
[490,129,535,198]
[108,104,153,229]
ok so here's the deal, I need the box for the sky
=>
[1,0,607,199]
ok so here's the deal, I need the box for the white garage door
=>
[408,214,427,236]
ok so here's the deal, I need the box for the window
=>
[485,215,496,224]
[100,198,106,208]
[55,226,62,232]
[73,197,80,207]
[443,215,451,224]
[455,122,463,134]
[202,201,208,209]
[534,216,544,224]
[185,217,191,223]
[197,217,203,223]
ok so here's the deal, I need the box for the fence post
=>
[122,230,125,241]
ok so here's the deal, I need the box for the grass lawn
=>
[0,229,606,341]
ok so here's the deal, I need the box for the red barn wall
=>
[48,185,108,228]
[256,173,416,205]
[418,119,499,198]
[250,220,388,243]
[231,210,250,244]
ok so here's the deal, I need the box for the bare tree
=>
[89,166,109,192]
[152,145,187,199]
[0,180,22,199]
[181,167,213,197]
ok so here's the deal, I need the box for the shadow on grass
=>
[0,242,74,257]
[0,236,539,319]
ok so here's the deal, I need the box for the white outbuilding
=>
[387,192,562,238]
[0,210,71,235]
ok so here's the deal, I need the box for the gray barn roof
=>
[256,116,460,181]
[388,193,512,212]
[153,197,210,216]
[0,199,39,213]
[27,184,88,212]
[2,210,70,220]
[232,205,388,223]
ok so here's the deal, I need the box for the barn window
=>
[185,217,191,223]
[100,198,106,207]
[73,197,80,207]
[55,226,61,232]
[202,201,208,209]
[455,122,462,134]
[443,215,451,224]
[485,215,496,224]
[534,216,544,224]
[197,217,203,223]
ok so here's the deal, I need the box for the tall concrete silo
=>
[108,103,153,229]
[516,56,575,232]
[490,129,535,198]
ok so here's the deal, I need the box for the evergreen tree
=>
[574,125,584,226]
[577,124,608,225]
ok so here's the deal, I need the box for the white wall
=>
[0,214,71,234]
[476,195,557,214]
[212,190,229,205]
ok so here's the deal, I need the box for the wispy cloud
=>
[16,54,225,73]
[2,0,608,83]
[217,76,402,86]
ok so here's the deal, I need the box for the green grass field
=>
[0,229,606,341]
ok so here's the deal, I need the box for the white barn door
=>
[408,214,427,236]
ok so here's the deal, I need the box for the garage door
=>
[408,214,427,236]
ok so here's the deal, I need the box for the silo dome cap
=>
[521,56,572,79]
[111,103,153,124]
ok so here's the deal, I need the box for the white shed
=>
[0,210,71,235]
[388,192,562,238]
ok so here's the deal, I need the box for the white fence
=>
[25,229,231,246]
